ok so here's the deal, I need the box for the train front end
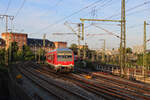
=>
[55,48,74,72]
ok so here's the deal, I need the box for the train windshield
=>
[57,51,73,61]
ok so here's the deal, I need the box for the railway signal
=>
[43,34,46,64]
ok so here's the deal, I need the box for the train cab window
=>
[57,55,72,61]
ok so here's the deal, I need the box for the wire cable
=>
[4,0,11,14]
[34,0,103,34]
[14,0,26,18]
[107,1,150,19]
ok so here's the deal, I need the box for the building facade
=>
[1,32,27,49]
[27,38,55,53]
[54,42,67,49]
[1,32,67,52]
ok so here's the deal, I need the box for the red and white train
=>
[46,48,74,72]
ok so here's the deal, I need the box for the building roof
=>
[54,41,67,43]
[27,38,54,47]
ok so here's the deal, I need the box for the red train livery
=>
[46,48,74,72]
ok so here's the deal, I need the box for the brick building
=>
[1,32,27,49]
[54,41,67,49]
[1,32,67,52]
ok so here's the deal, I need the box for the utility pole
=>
[34,40,37,62]
[34,44,37,62]
[103,40,106,62]
[96,51,99,61]
[64,22,83,58]
[80,19,121,61]
[143,21,147,78]
[43,34,46,64]
[0,15,14,65]
[83,43,87,59]
[120,0,126,76]
[38,45,41,64]
[143,21,150,81]
[0,15,14,32]
[80,0,126,70]
[78,24,81,58]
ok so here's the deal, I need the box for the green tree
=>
[37,48,45,63]
[137,54,143,66]
[22,45,34,61]
[17,49,24,60]
[7,42,19,62]
[11,42,19,61]
[0,48,5,65]
[69,44,78,55]
[126,47,132,54]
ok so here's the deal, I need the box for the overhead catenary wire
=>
[86,0,113,18]
[107,1,150,19]
[112,7,150,20]
[14,0,26,18]
[38,0,63,17]
[4,0,11,15]
[34,0,103,34]
[92,24,120,38]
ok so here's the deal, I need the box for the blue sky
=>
[0,0,150,49]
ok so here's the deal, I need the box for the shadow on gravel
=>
[0,70,10,100]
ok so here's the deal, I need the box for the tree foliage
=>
[9,42,19,61]
[126,47,132,53]
[7,43,34,62]
[22,45,34,61]
[0,48,5,65]
[69,44,78,55]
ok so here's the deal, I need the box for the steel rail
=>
[76,68,150,99]
[16,66,64,100]
[38,67,134,100]
[18,65,89,100]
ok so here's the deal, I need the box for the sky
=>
[0,0,150,50]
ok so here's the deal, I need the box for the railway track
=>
[16,63,89,100]
[76,68,150,100]
[93,72,150,94]
[37,66,136,100]
[17,62,150,100]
